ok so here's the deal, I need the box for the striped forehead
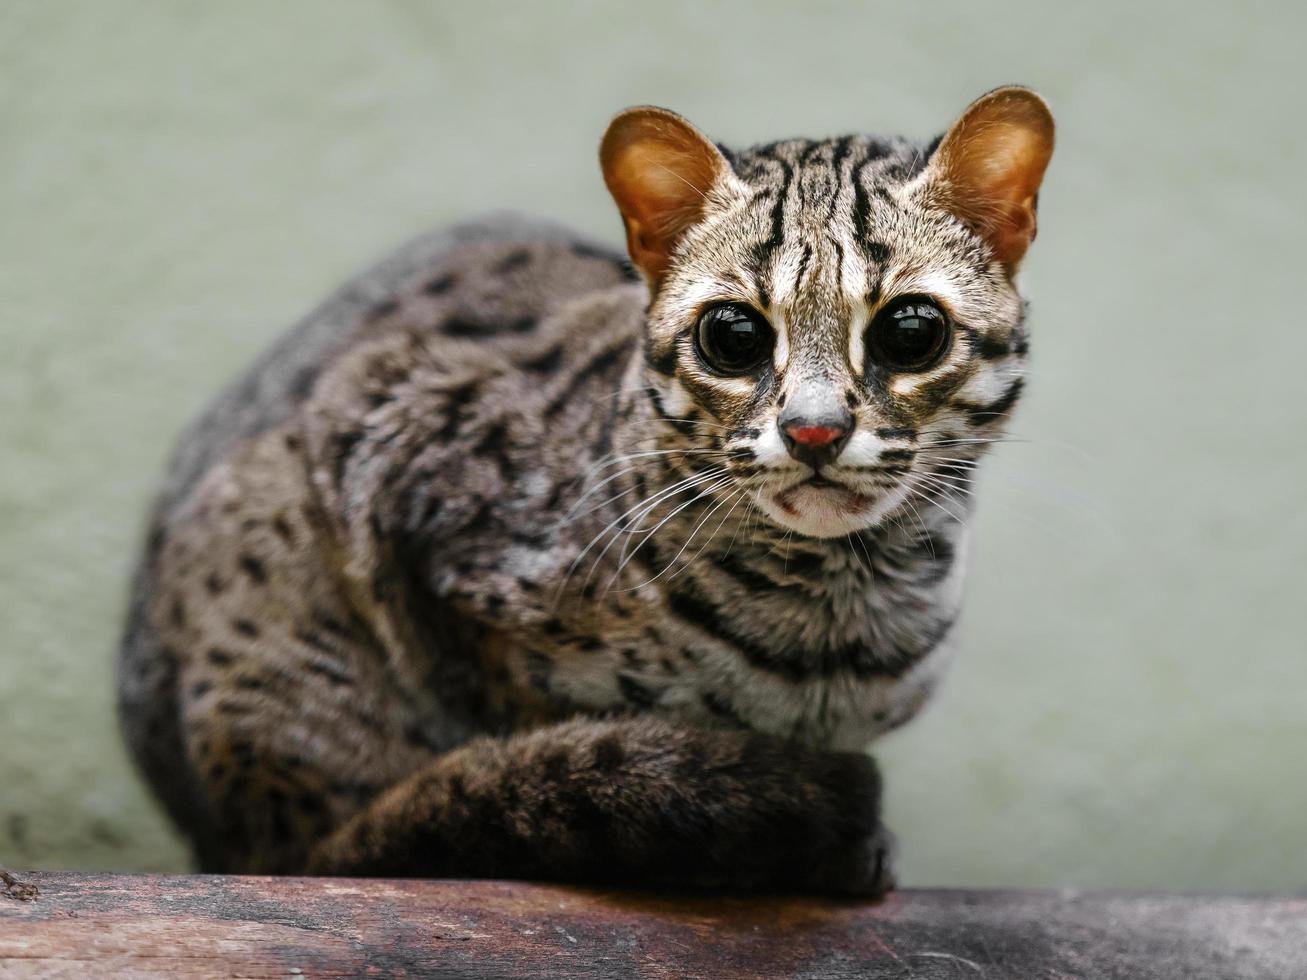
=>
[735,141,978,378]
[748,155,879,374]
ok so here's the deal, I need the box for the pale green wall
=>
[2,1,1304,887]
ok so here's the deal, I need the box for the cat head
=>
[601,87,1054,539]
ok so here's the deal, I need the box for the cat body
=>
[118,89,1053,891]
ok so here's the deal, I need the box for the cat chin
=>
[753,483,909,539]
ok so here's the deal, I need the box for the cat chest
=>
[477,592,956,751]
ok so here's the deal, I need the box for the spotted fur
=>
[118,90,1053,891]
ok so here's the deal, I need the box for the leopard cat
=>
[117,87,1053,893]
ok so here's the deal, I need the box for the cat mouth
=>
[775,475,873,515]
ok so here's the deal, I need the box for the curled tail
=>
[308,717,894,896]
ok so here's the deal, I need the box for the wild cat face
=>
[602,88,1054,538]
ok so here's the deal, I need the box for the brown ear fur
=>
[600,107,734,282]
[927,87,1055,273]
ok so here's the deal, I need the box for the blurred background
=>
[2,1,1304,888]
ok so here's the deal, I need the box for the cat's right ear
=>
[600,107,739,282]
[922,86,1055,275]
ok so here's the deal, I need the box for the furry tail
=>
[308,716,894,895]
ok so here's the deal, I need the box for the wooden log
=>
[1,871,1304,978]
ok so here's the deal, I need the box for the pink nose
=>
[784,424,846,448]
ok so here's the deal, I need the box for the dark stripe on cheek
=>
[955,377,1025,427]
[644,337,679,377]
[969,328,1017,361]
[875,427,917,441]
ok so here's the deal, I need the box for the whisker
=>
[607,475,736,586]
[555,466,729,599]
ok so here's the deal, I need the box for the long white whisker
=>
[556,466,728,598]
[607,476,736,586]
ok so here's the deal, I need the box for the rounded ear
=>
[600,107,736,282]
[924,86,1055,274]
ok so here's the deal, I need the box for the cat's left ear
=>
[601,107,740,282]
[922,86,1055,274]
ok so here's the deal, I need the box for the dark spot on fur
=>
[314,610,347,636]
[494,249,532,275]
[330,429,364,483]
[305,657,353,688]
[423,272,457,296]
[207,648,236,667]
[592,735,626,772]
[232,619,260,638]
[366,299,400,322]
[521,344,563,373]
[271,515,295,544]
[507,316,535,333]
[702,691,748,728]
[296,630,332,653]
[435,380,479,440]
[542,749,571,782]
[289,367,317,400]
[617,673,658,707]
[239,554,267,585]
[525,650,553,692]
[441,317,495,338]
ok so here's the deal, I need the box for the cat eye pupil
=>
[869,297,950,371]
[696,304,774,375]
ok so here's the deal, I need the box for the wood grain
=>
[1,871,1304,978]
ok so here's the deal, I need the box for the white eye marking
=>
[771,308,791,374]
[668,370,755,414]
[890,374,924,398]
[881,267,965,312]
[839,238,870,306]
[847,304,871,375]
[770,247,802,309]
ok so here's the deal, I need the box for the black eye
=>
[695,303,774,375]
[868,296,951,372]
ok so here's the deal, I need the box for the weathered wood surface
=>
[1,871,1304,979]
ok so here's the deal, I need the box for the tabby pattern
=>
[118,87,1053,893]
